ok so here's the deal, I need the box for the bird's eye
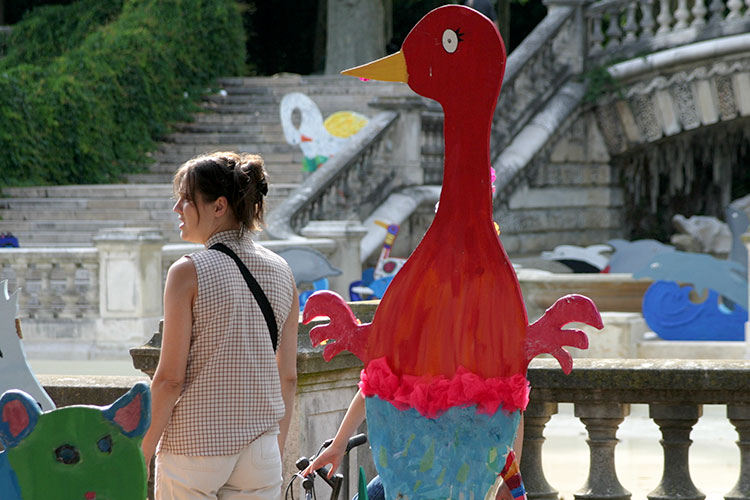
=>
[442,29,461,53]
[97,434,113,454]
[55,444,80,465]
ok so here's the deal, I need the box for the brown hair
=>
[173,151,269,232]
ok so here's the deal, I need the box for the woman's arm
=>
[141,257,196,465]
[276,288,299,456]
[303,388,366,478]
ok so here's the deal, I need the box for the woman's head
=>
[173,151,268,233]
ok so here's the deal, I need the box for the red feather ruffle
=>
[359,357,530,419]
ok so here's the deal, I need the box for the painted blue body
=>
[642,280,748,341]
[0,452,22,500]
[633,251,748,307]
[365,396,520,499]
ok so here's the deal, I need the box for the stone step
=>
[0,208,175,221]
[150,151,304,167]
[1,184,173,199]
[3,230,185,247]
[0,196,174,210]
[157,138,293,152]
[173,121,283,135]
[0,218,180,233]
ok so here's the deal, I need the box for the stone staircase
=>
[0,75,410,247]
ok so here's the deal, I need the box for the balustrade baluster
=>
[726,0,743,18]
[691,0,708,26]
[521,401,559,500]
[82,261,98,318]
[36,262,53,319]
[574,402,631,500]
[674,0,691,28]
[708,0,725,23]
[59,262,79,319]
[588,12,605,55]
[657,0,674,33]
[641,0,657,36]
[623,1,639,42]
[647,404,705,500]
[726,405,750,500]
[10,260,28,315]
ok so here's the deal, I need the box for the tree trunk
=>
[325,0,386,74]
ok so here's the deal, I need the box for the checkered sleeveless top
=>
[159,230,295,456]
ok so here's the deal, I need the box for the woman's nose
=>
[173,200,181,213]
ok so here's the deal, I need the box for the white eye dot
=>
[442,29,459,53]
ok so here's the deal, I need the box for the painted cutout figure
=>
[0,280,55,411]
[280,93,369,173]
[0,382,151,500]
[303,6,602,499]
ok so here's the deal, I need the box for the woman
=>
[142,151,299,500]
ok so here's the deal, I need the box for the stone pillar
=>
[543,0,588,73]
[647,404,705,500]
[325,0,386,74]
[574,402,631,500]
[94,228,165,351]
[301,221,367,297]
[726,405,750,500]
[521,400,560,500]
[370,96,427,186]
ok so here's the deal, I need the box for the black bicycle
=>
[285,433,368,500]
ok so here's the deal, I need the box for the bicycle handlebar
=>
[291,433,369,500]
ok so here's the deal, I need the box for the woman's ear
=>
[213,196,229,218]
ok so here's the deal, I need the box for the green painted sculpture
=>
[0,382,150,500]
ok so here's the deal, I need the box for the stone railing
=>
[128,317,750,500]
[265,111,399,240]
[524,358,750,500]
[585,0,750,65]
[0,247,99,319]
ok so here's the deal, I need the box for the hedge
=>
[0,0,245,187]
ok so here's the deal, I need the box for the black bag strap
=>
[209,243,278,352]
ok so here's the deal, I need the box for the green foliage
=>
[0,0,245,188]
[581,64,623,104]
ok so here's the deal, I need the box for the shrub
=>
[0,0,245,187]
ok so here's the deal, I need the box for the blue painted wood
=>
[633,251,748,307]
[0,280,55,411]
[727,206,749,270]
[641,281,748,341]
[276,247,342,285]
[606,239,674,273]
[541,244,611,273]
[365,395,521,499]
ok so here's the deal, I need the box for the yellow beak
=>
[341,50,408,83]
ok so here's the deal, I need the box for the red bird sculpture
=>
[303,6,602,498]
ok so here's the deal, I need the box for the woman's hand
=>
[301,440,347,478]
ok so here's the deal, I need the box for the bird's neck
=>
[435,105,494,224]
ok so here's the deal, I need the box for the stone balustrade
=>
[585,0,750,64]
[0,229,357,357]
[0,246,99,320]
[525,358,750,500]
[127,317,750,500]
[265,111,400,240]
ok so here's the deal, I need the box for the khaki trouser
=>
[155,431,282,500]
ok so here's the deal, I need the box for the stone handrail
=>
[265,111,399,240]
[492,5,582,159]
[0,247,99,319]
[585,0,750,65]
[419,5,582,187]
